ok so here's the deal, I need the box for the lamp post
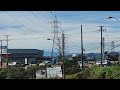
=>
[108,16,120,63]
[108,16,120,23]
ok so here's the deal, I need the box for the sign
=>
[25,58,28,64]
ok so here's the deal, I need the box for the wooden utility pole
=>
[62,31,65,79]
[81,25,84,69]
[0,40,2,67]
[99,26,106,66]
[103,38,105,60]
[4,35,9,68]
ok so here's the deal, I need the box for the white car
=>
[8,62,19,66]
[96,60,109,66]
[39,63,45,66]
[39,61,51,66]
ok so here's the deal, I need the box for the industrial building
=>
[1,49,44,64]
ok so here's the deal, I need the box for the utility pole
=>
[99,26,106,66]
[4,35,9,68]
[62,31,65,79]
[0,40,2,67]
[111,41,115,52]
[111,41,115,63]
[103,38,105,60]
[81,25,84,70]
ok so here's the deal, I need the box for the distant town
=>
[0,11,120,79]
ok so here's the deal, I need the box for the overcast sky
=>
[0,11,120,55]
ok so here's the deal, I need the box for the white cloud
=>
[0,11,120,54]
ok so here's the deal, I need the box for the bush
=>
[0,68,8,79]
[104,66,120,79]
[64,66,80,75]
[66,65,120,79]
[26,66,44,79]
[63,60,80,75]
[89,66,105,79]
[77,69,90,79]
[87,65,120,79]
[66,73,79,79]
[7,67,28,79]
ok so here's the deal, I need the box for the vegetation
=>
[64,60,80,75]
[0,66,44,79]
[6,67,28,79]
[0,68,8,79]
[26,66,44,79]
[66,65,120,79]
[1,60,120,79]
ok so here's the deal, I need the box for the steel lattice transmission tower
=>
[51,15,61,62]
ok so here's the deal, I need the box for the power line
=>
[34,11,51,23]
[30,12,52,34]
[18,11,49,33]
[6,12,39,34]
[31,11,51,26]
[17,11,54,38]
[19,11,51,32]
[10,36,48,41]
[39,11,54,22]
[44,11,55,20]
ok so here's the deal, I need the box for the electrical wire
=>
[18,11,50,33]
[6,11,39,34]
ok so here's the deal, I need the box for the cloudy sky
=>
[0,11,120,55]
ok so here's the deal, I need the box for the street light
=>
[47,38,51,40]
[108,16,120,23]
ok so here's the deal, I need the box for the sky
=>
[0,11,120,55]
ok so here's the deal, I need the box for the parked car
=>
[39,61,51,66]
[8,62,19,66]
[96,60,111,66]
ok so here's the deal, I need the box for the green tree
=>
[26,66,43,79]
[0,68,8,79]
[7,67,28,79]
[63,60,80,75]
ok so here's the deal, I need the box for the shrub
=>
[25,66,43,79]
[64,66,80,75]
[66,65,120,79]
[104,66,120,79]
[6,67,28,79]
[88,65,120,79]
[0,68,8,79]
[66,73,79,79]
